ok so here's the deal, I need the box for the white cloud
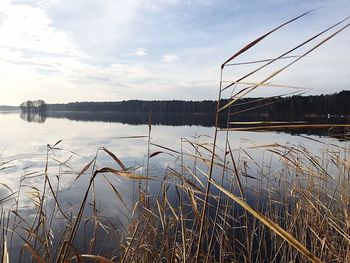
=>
[134,48,147,56]
[0,1,85,57]
[161,53,179,63]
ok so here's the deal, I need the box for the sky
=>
[0,0,349,105]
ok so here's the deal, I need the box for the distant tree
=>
[26,100,33,112]
[37,100,47,112]
[19,102,26,112]
[19,100,47,113]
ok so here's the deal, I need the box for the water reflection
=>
[46,111,217,127]
[17,111,350,140]
[20,111,47,123]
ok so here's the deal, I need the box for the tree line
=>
[46,91,349,118]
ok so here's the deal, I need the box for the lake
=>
[1,111,346,190]
[0,111,348,261]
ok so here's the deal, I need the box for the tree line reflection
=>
[18,111,349,141]
[20,111,47,123]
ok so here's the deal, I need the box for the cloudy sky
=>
[0,0,349,105]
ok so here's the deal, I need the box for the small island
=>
[19,100,47,123]
[19,100,47,113]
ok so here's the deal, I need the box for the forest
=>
[47,90,350,118]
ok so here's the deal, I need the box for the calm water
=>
[1,111,345,180]
[0,112,347,260]
[0,111,347,206]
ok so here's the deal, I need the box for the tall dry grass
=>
[3,135,349,262]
